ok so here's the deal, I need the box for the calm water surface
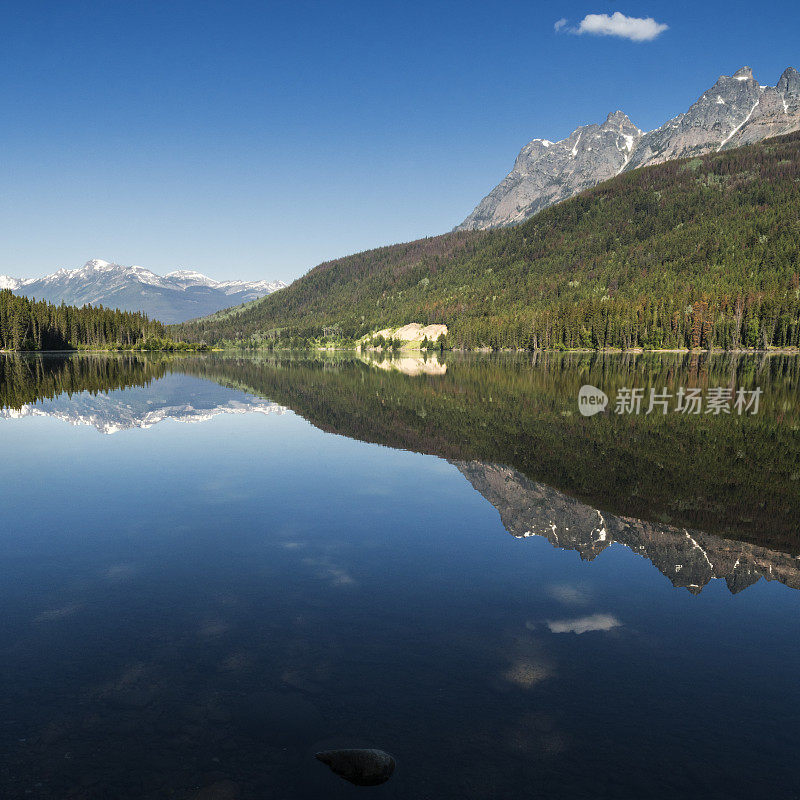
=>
[1,352,799,799]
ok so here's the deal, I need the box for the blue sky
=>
[1,1,797,283]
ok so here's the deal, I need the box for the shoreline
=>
[2,346,799,356]
[228,345,800,356]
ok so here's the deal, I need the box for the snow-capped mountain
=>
[4,259,286,324]
[163,269,282,295]
[458,65,800,230]
[0,275,30,291]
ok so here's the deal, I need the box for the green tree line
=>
[0,289,201,351]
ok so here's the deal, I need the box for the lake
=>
[1,352,799,799]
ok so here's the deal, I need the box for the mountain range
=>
[457,65,800,229]
[5,64,800,346]
[0,259,286,324]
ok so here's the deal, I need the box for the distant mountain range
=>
[457,65,800,229]
[0,259,286,324]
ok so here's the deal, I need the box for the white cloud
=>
[554,17,568,32]
[547,613,621,634]
[573,12,668,42]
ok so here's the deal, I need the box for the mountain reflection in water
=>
[0,373,286,434]
[2,351,798,596]
[455,461,800,595]
[2,351,800,800]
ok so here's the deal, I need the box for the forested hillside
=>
[0,290,169,350]
[173,133,800,350]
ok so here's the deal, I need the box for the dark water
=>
[1,352,799,800]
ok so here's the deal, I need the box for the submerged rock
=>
[315,748,396,786]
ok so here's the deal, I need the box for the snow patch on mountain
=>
[0,276,28,290]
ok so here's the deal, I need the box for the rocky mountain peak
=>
[778,66,800,95]
[602,110,638,130]
[458,64,800,230]
[706,67,762,102]
[456,110,645,230]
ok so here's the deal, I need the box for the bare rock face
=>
[625,66,765,170]
[458,111,642,230]
[315,748,396,786]
[457,66,800,230]
[723,67,800,148]
[371,323,448,343]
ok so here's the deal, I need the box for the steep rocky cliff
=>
[457,66,800,230]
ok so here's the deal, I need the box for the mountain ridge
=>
[457,65,800,230]
[1,259,286,324]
